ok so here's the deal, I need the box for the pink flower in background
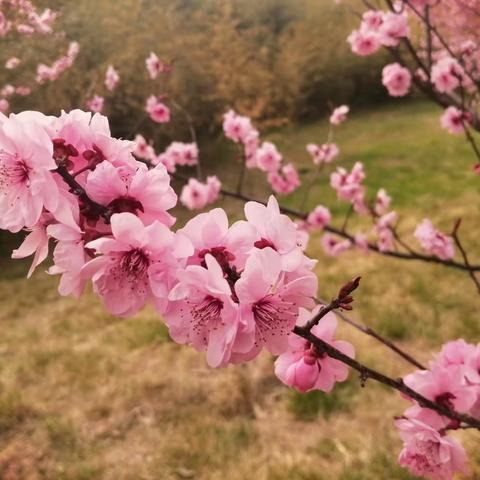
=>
[180,176,221,210]
[145,52,170,79]
[268,163,300,195]
[82,213,191,317]
[166,253,240,367]
[133,134,155,161]
[15,86,31,96]
[382,63,412,97]
[233,248,317,360]
[330,162,365,205]
[1,84,14,97]
[307,205,331,230]
[0,112,59,232]
[354,232,369,253]
[347,30,380,56]
[275,308,355,392]
[379,12,409,46]
[105,65,119,91]
[414,219,455,260]
[431,58,463,94]
[86,95,104,113]
[5,57,20,69]
[243,129,259,167]
[360,10,384,32]
[395,417,469,480]
[374,188,391,215]
[145,95,170,123]
[321,234,352,256]
[432,339,476,369]
[222,109,255,144]
[307,143,339,165]
[0,99,9,113]
[85,161,177,227]
[160,141,198,168]
[440,107,469,134]
[330,105,350,125]
[255,141,282,172]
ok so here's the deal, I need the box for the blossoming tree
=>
[1,0,479,478]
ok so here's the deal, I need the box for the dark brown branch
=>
[452,219,480,294]
[293,326,480,430]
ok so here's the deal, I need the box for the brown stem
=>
[452,219,480,294]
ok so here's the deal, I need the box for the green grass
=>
[0,100,478,479]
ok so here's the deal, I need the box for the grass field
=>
[0,100,478,480]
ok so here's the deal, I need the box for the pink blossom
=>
[11,212,53,277]
[233,248,317,360]
[382,63,412,97]
[414,219,455,260]
[321,234,352,256]
[85,160,177,227]
[0,99,9,113]
[347,30,380,56]
[330,105,350,125]
[403,365,477,427]
[431,58,463,94]
[86,95,104,113]
[275,308,355,392]
[0,112,60,232]
[145,52,170,79]
[307,205,331,230]
[360,10,384,33]
[145,95,170,123]
[354,232,369,253]
[133,134,154,161]
[256,141,282,172]
[178,207,255,270]
[432,340,476,370]
[222,109,255,144]
[330,162,365,206]
[440,107,468,134]
[15,86,31,96]
[105,65,119,92]
[1,84,14,97]
[307,143,339,165]
[5,57,20,69]
[82,213,192,317]
[268,163,300,195]
[166,253,241,367]
[379,12,410,47]
[374,188,391,216]
[395,417,469,480]
[243,129,259,168]
[245,195,305,272]
[159,141,198,169]
[180,176,221,210]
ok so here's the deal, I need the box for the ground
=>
[0,101,478,480]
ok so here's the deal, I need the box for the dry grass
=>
[0,102,478,479]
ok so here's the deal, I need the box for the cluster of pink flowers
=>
[330,105,349,125]
[179,176,221,210]
[1,110,327,372]
[306,142,339,165]
[347,10,409,56]
[396,339,480,479]
[36,41,79,84]
[414,219,455,261]
[222,110,300,195]
[330,162,366,212]
[0,0,56,38]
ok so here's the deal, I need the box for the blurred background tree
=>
[1,0,388,144]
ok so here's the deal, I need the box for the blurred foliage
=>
[2,0,387,143]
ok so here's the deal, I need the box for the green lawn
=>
[0,100,478,479]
